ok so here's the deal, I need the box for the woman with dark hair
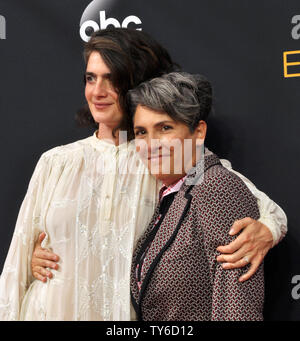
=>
[0,29,286,320]
[129,72,264,320]
[77,28,178,139]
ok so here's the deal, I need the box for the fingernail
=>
[229,228,234,235]
[222,263,229,269]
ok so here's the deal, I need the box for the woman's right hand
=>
[31,232,60,282]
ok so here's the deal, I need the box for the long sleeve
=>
[0,155,47,320]
[200,169,264,321]
[220,158,287,246]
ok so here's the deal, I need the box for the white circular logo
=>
[80,0,142,42]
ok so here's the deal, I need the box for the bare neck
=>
[97,124,119,146]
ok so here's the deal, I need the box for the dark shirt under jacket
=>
[130,150,264,321]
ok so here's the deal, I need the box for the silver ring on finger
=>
[243,255,250,264]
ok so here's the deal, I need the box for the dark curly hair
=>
[76,28,180,140]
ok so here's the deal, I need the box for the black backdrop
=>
[0,0,299,321]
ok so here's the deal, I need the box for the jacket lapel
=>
[138,191,190,284]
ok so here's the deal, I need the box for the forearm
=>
[257,197,287,246]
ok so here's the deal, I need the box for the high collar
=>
[88,131,135,152]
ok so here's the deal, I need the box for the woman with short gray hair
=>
[129,71,212,131]
[129,72,264,320]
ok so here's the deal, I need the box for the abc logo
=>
[80,10,142,42]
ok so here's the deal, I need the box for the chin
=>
[92,115,113,126]
[91,112,107,122]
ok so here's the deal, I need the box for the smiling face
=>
[85,51,123,129]
[133,105,206,185]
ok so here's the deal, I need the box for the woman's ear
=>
[195,120,207,143]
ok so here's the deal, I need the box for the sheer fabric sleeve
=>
[0,155,47,320]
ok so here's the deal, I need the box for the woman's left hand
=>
[216,217,273,282]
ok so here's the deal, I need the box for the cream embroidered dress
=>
[0,133,287,320]
[0,134,158,320]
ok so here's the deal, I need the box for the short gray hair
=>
[127,72,212,132]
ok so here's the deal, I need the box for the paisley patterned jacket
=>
[130,151,264,321]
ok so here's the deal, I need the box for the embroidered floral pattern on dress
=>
[0,133,159,320]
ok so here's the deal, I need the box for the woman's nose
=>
[147,136,161,156]
[135,134,161,158]
[93,79,108,97]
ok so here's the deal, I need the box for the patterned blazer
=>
[130,151,264,321]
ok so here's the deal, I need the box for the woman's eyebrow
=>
[85,71,111,78]
[134,121,174,130]
[153,120,174,128]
